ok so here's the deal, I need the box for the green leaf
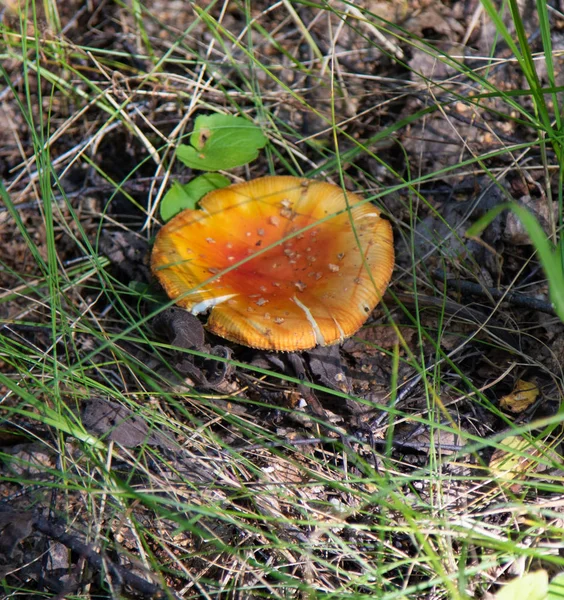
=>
[160,180,190,222]
[159,174,230,221]
[128,281,151,294]
[467,202,564,322]
[176,113,267,171]
[548,573,564,600]
[494,570,548,600]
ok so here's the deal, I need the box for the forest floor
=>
[2,1,564,598]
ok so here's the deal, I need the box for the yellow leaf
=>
[494,570,548,600]
[490,436,534,481]
[500,379,539,413]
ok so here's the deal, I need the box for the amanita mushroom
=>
[151,176,394,351]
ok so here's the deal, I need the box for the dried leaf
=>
[490,435,557,484]
[490,436,534,481]
[153,307,205,350]
[81,398,172,449]
[500,379,539,413]
[0,511,34,562]
[306,345,351,393]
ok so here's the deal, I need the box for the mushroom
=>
[151,176,394,351]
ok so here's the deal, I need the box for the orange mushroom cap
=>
[151,176,394,351]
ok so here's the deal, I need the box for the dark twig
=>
[434,269,556,316]
[239,434,466,454]
[32,516,175,599]
[387,291,520,349]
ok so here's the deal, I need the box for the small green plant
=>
[177,113,267,171]
[159,173,230,221]
[159,113,267,220]
[493,570,564,600]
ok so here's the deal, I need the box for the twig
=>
[434,269,556,315]
[387,291,520,349]
[33,516,175,599]
[239,434,466,454]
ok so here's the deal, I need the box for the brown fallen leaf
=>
[490,435,534,482]
[499,379,539,413]
[490,435,560,492]
[80,398,173,449]
[0,511,34,563]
